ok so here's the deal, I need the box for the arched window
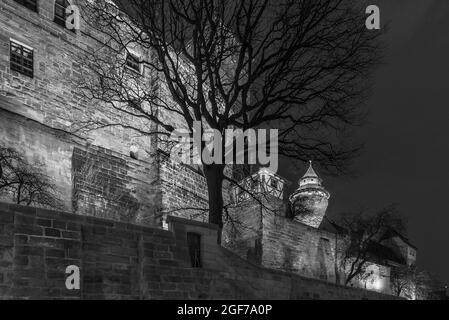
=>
[54,0,72,31]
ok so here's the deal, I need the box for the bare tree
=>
[336,206,405,285]
[72,153,141,222]
[74,0,383,229]
[390,264,422,299]
[0,145,64,209]
[411,270,447,300]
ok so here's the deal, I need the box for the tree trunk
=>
[203,164,225,241]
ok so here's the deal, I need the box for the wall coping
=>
[217,247,401,299]
[167,215,220,231]
[263,210,339,239]
[0,201,172,236]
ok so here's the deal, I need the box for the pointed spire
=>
[303,160,318,178]
[298,160,321,187]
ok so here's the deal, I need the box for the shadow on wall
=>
[282,245,295,272]
[71,147,140,221]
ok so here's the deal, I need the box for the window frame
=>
[14,0,38,12]
[10,40,34,78]
[270,178,278,189]
[125,52,142,74]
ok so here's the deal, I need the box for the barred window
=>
[10,41,34,78]
[14,0,37,12]
[187,232,202,268]
[54,0,73,31]
[125,53,141,73]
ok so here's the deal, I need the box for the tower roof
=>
[302,160,319,179]
[297,160,324,188]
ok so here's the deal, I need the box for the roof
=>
[320,217,412,266]
[366,242,406,265]
[383,228,417,250]
[320,216,348,234]
[302,160,319,179]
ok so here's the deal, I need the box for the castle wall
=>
[0,99,162,225]
[71,145,161,225]
[222,200,264,265]
[354,262,391,294]
[0,104,75,210]
[224,196,394,295]
[0,0,160,154]
[0,0,166,221]
[0,202,400,300]
[223,195,338,283]
[0,0,235,224]
[159,152,209,224]
[262,211,338,283]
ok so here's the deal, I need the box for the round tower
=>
[289,161,330,228]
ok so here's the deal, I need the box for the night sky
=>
[284,0,449,284]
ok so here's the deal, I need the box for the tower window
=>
[270,178,278,189]
[14,0,37,12]
[10,41,34,78]
[125,53,141,73]
[251,175,259,189]
[54,0,74,32]
[187,232,202,268]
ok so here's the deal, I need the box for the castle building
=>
[226,164,417,296]
[0,0,417,298]
[0,0,210,226]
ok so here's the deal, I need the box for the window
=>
[54,0,73,31]
[14,0,37,12]
[10,41,34,78]
[187,232,202,268]
[125,53,141,73]
[270,178,278,189]
[251,176,259,189]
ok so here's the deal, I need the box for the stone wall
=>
[72,145,161,225]
[159,152,209,224]
[223,200,264,265]
[0,0,223,226]
[0,103,75,210]
[225,198,338,283]
[0,0,142,153]
[0,0,165,220]
[262,211,339,283]
[0,202,399,300]
[225,197,395,294]
[0,103,162,224]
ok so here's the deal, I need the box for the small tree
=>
[412,270,447,300]
[390,264,422,299]
[0,145,64,209]
[337,206,406,285]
